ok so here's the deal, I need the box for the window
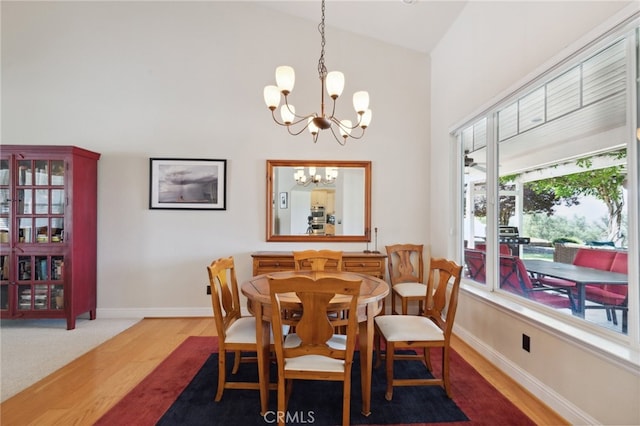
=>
[458,21,637,338]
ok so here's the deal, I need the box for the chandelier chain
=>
[317,0,327,80]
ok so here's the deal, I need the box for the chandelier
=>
[294,166,338,186]
[263,0,372,145]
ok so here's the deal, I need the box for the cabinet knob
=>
[275,262,280,267]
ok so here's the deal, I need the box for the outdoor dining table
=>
[523,259,628,317]
[240,270,389,417]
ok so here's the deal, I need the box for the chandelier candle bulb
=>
[275,65,295,94]
[280,105,295,124]
[307,117,319,135]
[326,71,345,98]
[361,109,372,128]
[263,86,281,110]
[353,91,370,114]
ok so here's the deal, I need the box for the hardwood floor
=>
[0,318,568,425]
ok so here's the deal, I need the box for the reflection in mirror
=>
[266,160,371,242]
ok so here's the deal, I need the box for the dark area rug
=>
[157,351,468,426]
[95,336,535,426]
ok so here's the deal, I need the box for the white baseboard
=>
[97,307,212,319]
[454,325,598,425]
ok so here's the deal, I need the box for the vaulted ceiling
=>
[259,1,467,54]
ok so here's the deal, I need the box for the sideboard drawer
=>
[253,258,295,276]
[252,251,386,278]
[343,260,385,278]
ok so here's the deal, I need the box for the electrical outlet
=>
[522,334,530,352]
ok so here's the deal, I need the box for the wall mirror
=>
[266,159,371,242]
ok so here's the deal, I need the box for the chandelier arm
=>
[344,128,366,140]
[328,125,348,146]
[330,115,362,130]
[282,96,319,121]
[329,117,367,141]
[271,109,316,129]
[327,96,338,120]
[286,120,315,137]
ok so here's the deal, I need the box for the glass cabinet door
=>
[0,158,10,311]
[10,157,66,313]
[17,255,64,311]
[16,159,65,244]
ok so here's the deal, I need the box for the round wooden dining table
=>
[241,270,389,417]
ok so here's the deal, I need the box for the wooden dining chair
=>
[268,275,362,426]
[292,250,345,326]
[386,244,426,314]
[207,256,275,402]
[293,249,343,271]
[374,258,462,400]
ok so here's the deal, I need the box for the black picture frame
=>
[149,158,227,210]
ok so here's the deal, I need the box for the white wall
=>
[430,1,639,424]
[2,1,430,315]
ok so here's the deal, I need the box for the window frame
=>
[454,16,639,350]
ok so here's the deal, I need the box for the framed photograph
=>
[149,158,226,210]
[279,192,288,209]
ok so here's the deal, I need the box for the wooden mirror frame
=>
[266,159,372,242]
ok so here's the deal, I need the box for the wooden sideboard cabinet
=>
[251,251,387,279]
[0,145,100,330]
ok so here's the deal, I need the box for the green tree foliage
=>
[523,213,607,243]
[472,149,626,245]
[525,150,626,244]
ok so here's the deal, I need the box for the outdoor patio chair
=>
[499,255,576,311]
[474,243,511,255]
[464,248,486,283]
[537,247,617,288]
[583,251,628,332]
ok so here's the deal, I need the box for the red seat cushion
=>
[584,285,627,306]
[537,276,576,288]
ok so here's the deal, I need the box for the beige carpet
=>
[0,316,141,402]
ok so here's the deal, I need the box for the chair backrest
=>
[610,251,627,274]
[573,248,616,271]
[423,258,463,338]
[386,244,424,285]
[464,248,486,283]
[207,256,242,340]
[293,250,343,271]
[606,251,628,296]
[268,275,362,363]
[474,243,511,255]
